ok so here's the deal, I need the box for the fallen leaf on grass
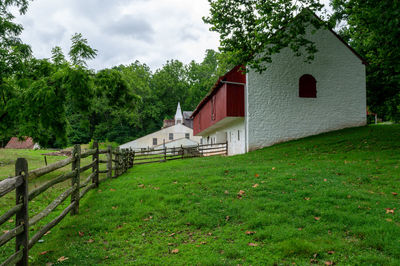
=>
[237,190,245,199]
[245,231,256,235]
[171,249,179,254]
[386,208,395,214]
[153,187,160,190]
[44,231,51,236]
[324,179,327,182]
[298,228,303,231]
[252,184,259,188]
[78,231,84,237]
[327,251,335,254]
[248,243,258,246]
[8,219,13,223]
[112,206,118,210]
[200,241,207,245]
[40,251,49,255]
[255,173,259,178]
[110,188,116,192]
[272,167,276,170]
[392,192,398,196]
[314,217,321,221]
[57,256,68,262]
[224,190,229,194]
[88,239,94,243]
[138,184,145,188]
[386,218,393,222]
[304,197,311,201]
[325,261,334,265]
[169,233,175,237]
[143,216,153,221]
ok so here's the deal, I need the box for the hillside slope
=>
[29,125,400,265]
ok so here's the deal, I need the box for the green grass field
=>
[2,125,400,265]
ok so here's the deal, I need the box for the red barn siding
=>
[227,84,245,117]
[215,84,228,122]
[192,66,246,136]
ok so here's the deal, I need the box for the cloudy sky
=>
[15,0,220,71]
[15,0,331,71]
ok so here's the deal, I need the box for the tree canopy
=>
[203,0,327,72]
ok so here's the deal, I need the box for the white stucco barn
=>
[192,14,367,155]
[120,103,201,150]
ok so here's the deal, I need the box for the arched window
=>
[299,74,317,98]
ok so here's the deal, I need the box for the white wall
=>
[246,25,366,151]
[120,124,201,150]
[201,119,245,155]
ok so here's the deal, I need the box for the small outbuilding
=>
[5,137,40,149]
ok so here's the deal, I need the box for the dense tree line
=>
[1,0,398,147]
[1,41,230,147]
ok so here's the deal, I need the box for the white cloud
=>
[15,0,220,71]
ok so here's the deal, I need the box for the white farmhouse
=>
[120,103,201,150]
[191,14,366,155]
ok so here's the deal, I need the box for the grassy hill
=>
[9,125,400,265]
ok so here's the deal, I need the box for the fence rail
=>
[123,142,228,165]
[0,141,227,265]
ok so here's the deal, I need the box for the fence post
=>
[132,150,135,166]
[122,149,127,173]
[225,141,228,156]
[115,147,120,177]
[71,144,81,215]
[181,145,184,159]
[130,149,134,168]
[107,145,112,179]
[92,141,99,187]
[128,148,132,168]
[164,146,167,162]
[15,158,28,266]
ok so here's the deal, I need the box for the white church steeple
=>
[175,102,183,124]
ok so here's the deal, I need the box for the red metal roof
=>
[5,137,35,149]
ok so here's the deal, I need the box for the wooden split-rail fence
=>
[129,142,228,165]
[0,141,227,265]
